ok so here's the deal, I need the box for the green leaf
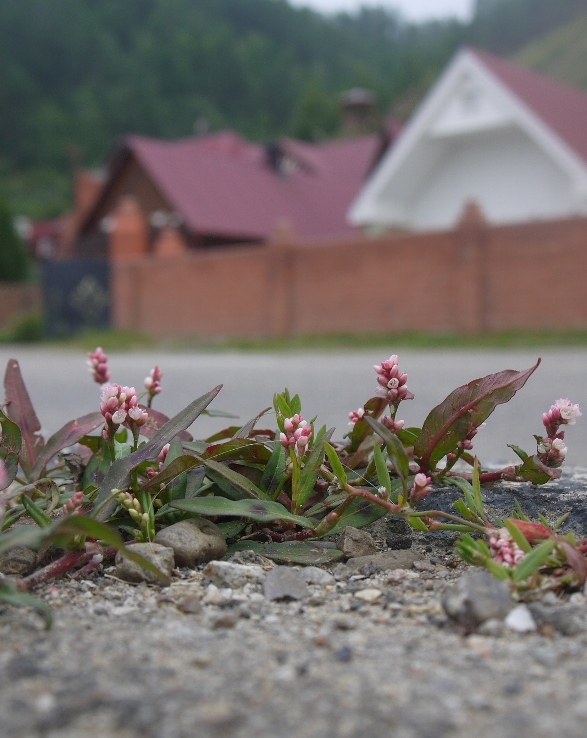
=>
[202,458,268,500]
[114,440,133,460]
[30,412,105,480]
[512,538,556,582]
[141,455,203,493]
[324,442,348,488]
[260,442,287,498]
[0,580,53,629]
[171,497,313,528]
[231,408,271,439]
[93,385,222,519]
[319,497,387,537]
[503,519,533,553]
[508,444,529,462]
[365,417,410,493]
[345,396,387,452]
[406,515,429,531]
[21,495,52,528]
[215,520,248,539]
[205,439,271,464]
[414,360,540,471]
[296,430,332,510]
[373,444,391,496]
[516,455,561,485]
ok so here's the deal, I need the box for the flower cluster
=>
[409,473,432,506]
[542,398,581,437]
[280,414,312,457]
[100,384,148,439]
[374,355,413,405]
[87,347,110,385]
[348,407,365,428]
[146,443,170,479]
[381,415,405,434]
[62,491,85,516]
[488,528,526,567]
[144,366,163,404]
[538,398,581,467]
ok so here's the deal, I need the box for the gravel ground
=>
[2,472,587,738]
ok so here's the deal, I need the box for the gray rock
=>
[154,518,226,567]
[115,543,175,584]
[336,526,378,558]
[263,566,309,601]
[345,550,423,573]
[528,602,587,636]
[0,545,38,576]
[203,560,265,589]
[442,569,513,631]
[294,566,335,586]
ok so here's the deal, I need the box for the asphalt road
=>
[0,346,585,467]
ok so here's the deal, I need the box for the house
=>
[70,121,399,260]
[349,48,587,233]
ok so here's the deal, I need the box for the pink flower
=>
[279,414,312,457]
[62,491,85,516]
[543,399,581,437]
[381,415,405,433]
[348,407,365,428]
[488,528,526,567]
[100,383,148,438]
[374,355,413,405]
[87,347,110,385]
[409,473,432,505]
[145,366,163,398]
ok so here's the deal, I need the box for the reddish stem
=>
[18,545,117,591]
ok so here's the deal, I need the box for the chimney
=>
[340,88,378,136]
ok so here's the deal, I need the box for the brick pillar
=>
[454,200,488,333]
[153,226,188,258]
[109,196,149,262]
[266,219,296,337]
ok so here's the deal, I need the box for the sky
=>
[287,0,475,23]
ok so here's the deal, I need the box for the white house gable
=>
[349,48,587,232]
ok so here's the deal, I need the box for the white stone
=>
[505,605,537,633]
[353,588,382,603]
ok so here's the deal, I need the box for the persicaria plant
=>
[0,348,585,626]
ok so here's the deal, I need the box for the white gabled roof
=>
[349,47,587,228]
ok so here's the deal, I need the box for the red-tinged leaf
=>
[139,407,193,442]
[506,519,553,544]
[93,385,222,519]
[0,408,22,487]
[31,412,104,480]
[204,439,272,464]
[232,408,271,439]
[204,426,242,443]
[559,541,587,586]
[414,359,541,472]
[4,359,44,478]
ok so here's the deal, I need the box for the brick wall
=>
[110,215,587,338]
[0,283,42,331]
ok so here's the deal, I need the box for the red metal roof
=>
[124,128,390,242]
[470,48,587,164]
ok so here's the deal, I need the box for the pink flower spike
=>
[145,366,163,397]
[87,347,111,385]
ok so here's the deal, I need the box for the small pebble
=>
[353,588,382,603]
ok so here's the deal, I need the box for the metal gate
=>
[41,258,111,337]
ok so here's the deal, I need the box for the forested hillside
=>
[1,0,586,218]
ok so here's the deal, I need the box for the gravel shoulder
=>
[2,472,587,738]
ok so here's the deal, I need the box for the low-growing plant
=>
[0,348,584,625]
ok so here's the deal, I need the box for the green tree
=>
[0,199,29,282]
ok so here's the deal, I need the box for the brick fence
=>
[0,283,41,332]
[110,213,587,339]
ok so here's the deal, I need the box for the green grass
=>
[4,326,587,353]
